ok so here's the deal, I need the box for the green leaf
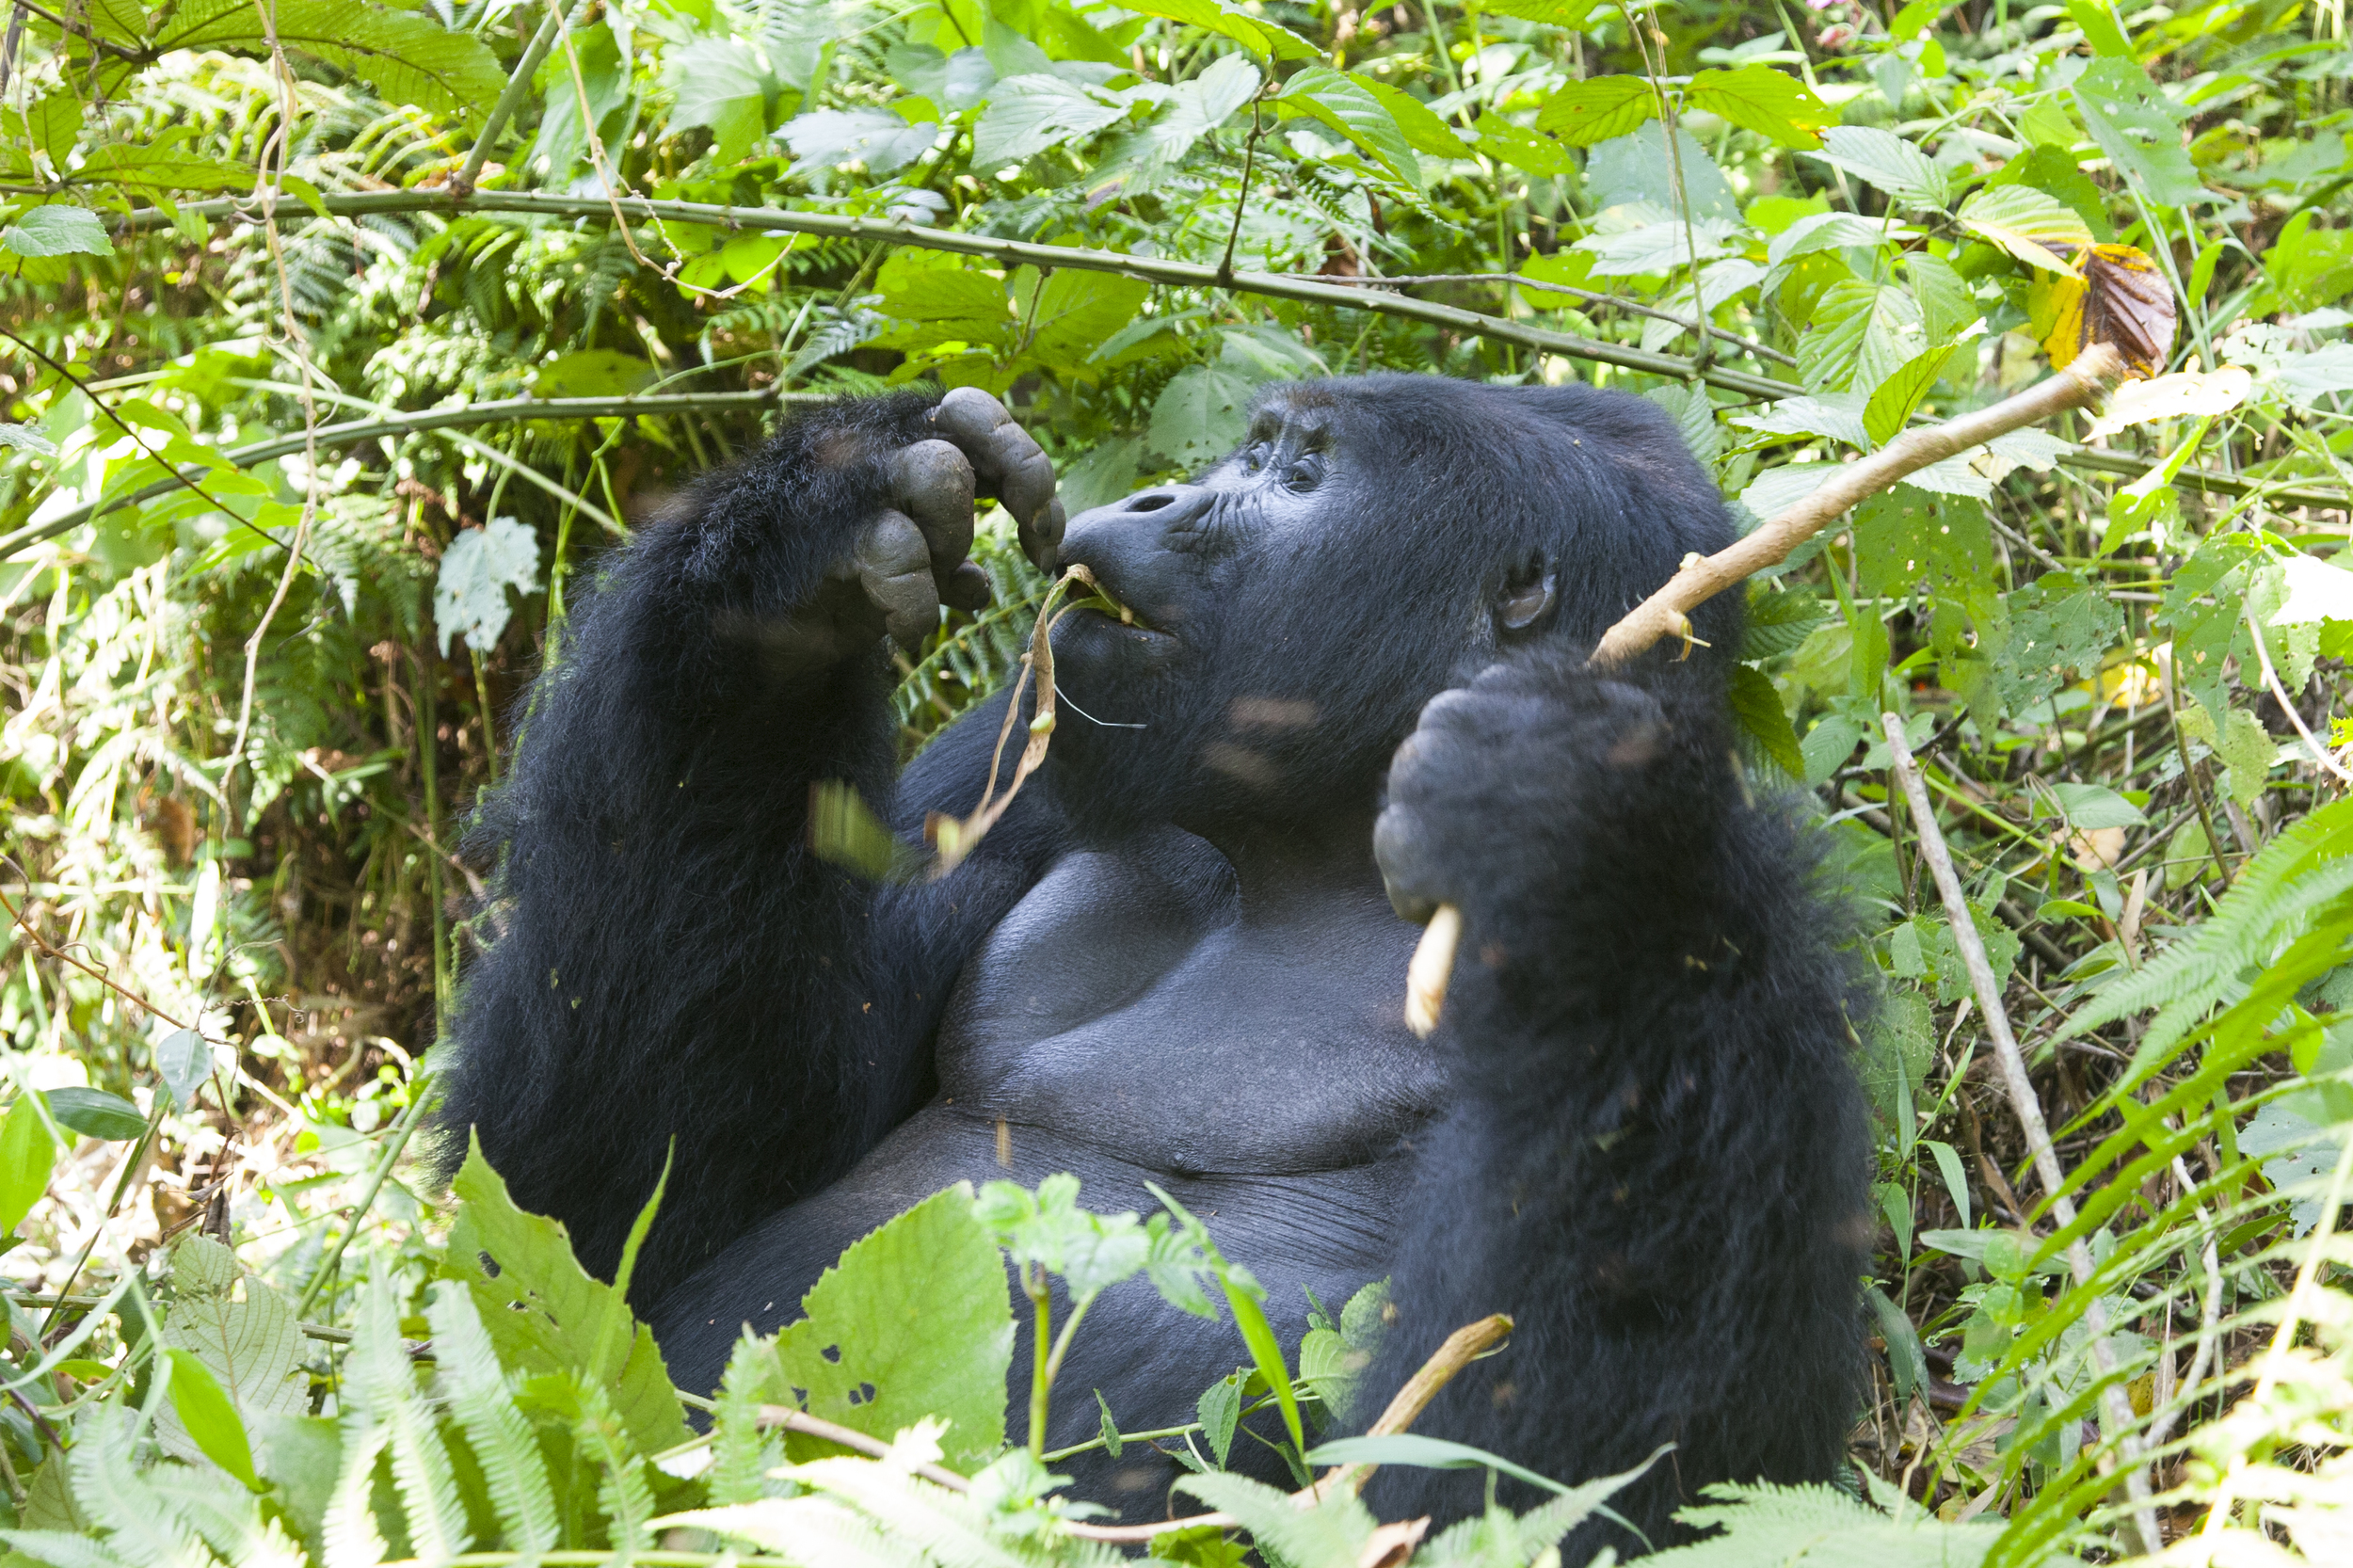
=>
[433,517,539,657]
[147,0,504,118]
[1,205,110,258]
[1863,340,1964,446]
[1533,75,1656,146]
[1808,125,1949,209]
[761,1184,1014,1473]
[72,146,255,193]
[1363,80,1467,160]
[972,75,1129,168]
[162,1349,260,1489]
[1196,1370,1241,1466]
[1147,362,1257,471]
[1479,0,1600,24]
[0,423,58,455]
[1728,664,1804,778]
[0,1095,58,1236]
[2072,56,2206,207]
[1276,67,1420,189]
[46,1088,146,1142]
[2034,781,2149,831]
[1308,1433,1577,1495]
[1797,279,1925,398]
[1222,1275,1305,1453]
[1955,183,2092,275]
[152,1028,209,1112]
[344,1264,467,1564]
[1121,0,1318,60]
[1864,1287,1928,1406]
[665,39,780,165]
[158,1236,310,1471]
[1687,66,1831,150]
[445,1133,691,1453]
[1010,266,1152,379]
[1090,55,1261,197]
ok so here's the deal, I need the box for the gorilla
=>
[435,375,1872,1550]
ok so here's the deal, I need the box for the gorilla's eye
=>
[1241,443,1269,472]
[1284,455,1325,491]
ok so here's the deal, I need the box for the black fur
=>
[432,374,1870,1550]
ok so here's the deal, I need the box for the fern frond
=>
[344,1266,470,1563]
[1174,1469,1377,1568]
[712,1334,792,1507]
[57,1404,216,1568]
[426,1279,563,1554]
[571,1373,657,1557]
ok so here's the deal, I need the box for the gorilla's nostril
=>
[1126,490,1176,513]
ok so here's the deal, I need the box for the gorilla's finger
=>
[1373,811,1444,922]
[856,511,938,648]
[888,440,976,568]
[1385,727,1467,803]
[1020,496,1065,577]
[932,389,1060,532]
[941,561,993,613]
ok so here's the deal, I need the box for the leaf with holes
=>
[749,1185,1012,1473]
[1956,184,2092,275]
[434,517,540,656]
[1687,66,1831,150]
[1534,75,1656,146]
[2072,57,2205,207]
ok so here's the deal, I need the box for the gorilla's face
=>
[1041,376,1739,840]
[1047,385,1492,837]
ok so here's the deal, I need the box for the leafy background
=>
[2,0,2353,1562]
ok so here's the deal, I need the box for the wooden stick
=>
[1879,714,2156,1555]
[1590,344,2125,669]
[1402,346,2131,1036]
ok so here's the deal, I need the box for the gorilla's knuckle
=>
[856,511,929,577]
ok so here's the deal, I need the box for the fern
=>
[344,1267,471,1562]
[426,1280,563,1555]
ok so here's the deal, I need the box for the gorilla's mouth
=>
[1061,568,1159,634]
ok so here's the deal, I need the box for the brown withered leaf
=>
[2037,243,2176,377]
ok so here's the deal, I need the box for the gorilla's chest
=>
[933,840,1448,1176]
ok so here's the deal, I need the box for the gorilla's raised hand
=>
[1374,652,1732,961]
[824,389,1065,653]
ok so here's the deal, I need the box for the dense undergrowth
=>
[2,0,2352,1561]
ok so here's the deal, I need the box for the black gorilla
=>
[434,375,1871,1548]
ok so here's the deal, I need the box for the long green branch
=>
[0,390,813,556]
[105,186,2348,515]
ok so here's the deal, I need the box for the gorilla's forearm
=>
[1369,655,1871,1549]
[431,393,962,1295]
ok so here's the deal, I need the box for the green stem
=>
[1027,1265,1052,1456]
[294,1070,437,1319]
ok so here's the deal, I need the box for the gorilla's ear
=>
[1496,551,1558,635]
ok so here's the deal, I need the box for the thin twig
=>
[1287,273,1797,365]
[104,188,2346,512]
[1881,712,2158,1556]
[2243,602,2353,787]
[1589,346,2129,666]
[456,0,587,195]
[0,326,290,558]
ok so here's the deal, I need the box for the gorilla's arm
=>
[433,391,1065,1296]
[1368,651,1871,1548]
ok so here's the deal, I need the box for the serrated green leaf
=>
[1729,663,1804,778]
[1533,75,1656,146]
[1363,80,1468,160]
[1809,125,1949,209]
[2072,57,2206,207]
[445,1133,690,1453]
[1121,0,1318,60]
[1687,66,1831,150]
[972,75,1129,167]
[1956,183,2092,275]
[145,0,504,118]
[761,1184,1014,1473]
[158,1236,309,1471]
[1277,67,1420,189]
[1,205,109,258]
[1479,0,1600,24]
[1863,340,1963,445]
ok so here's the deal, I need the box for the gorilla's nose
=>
[1058,485,1212,625]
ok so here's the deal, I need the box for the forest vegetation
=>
[1,0,2351,1562]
